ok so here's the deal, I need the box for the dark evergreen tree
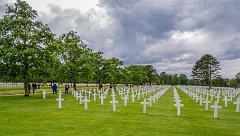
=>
[192,54,221,90]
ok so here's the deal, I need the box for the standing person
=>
[32,83,37,94]
[52,83,58,94]
[65,83,69,94]
[27,82,31,94]
[110,83,113,89]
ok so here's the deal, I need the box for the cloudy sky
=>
[1,0,240,78]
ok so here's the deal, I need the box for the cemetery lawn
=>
[0,87,239,136]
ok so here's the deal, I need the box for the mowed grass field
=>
[0,87,239,136]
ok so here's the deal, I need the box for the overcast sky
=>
[1,0,240,78]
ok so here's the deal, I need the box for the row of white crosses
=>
[173,87,184,116]
[0,82,24,87]
[180,86,222,118]
[140,86,170,114]
[69,85,168,113]
[179,86,240,119]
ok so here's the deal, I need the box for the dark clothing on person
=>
[32,83,37,94]
[65,84,69,94]
[27,83,31,94]
[52,84,58,94]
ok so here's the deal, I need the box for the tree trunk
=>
[73,81,77,90]
[98,78,101,90]
[24,81,29,96]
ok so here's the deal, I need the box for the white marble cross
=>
[137,91,141,100]
[42,90,47,99]
[230,93,233,101]
[223,96,230,107]
[92,91,97,101]
[110,98,118,112]
[75,91,79,100]
[215,94,221,103]
[88,90,92,98]
[82,96,90,110]
[140,98,149,114]
[203,97,211,111]
[174,100,184,116]
[72,89,76,96]
[56,90,64,109]
[210,93,214,101]
[100,94,105,105]
[141,91,145,98]
[199,94,204,106]
[195,95,200,103]
[123,94,129,106]
[97,89,101,97]
[111,93,116,100]
[152,94,156,104]
[131,92,136,103]
[148,96,153,108]
[211,102,222,119]
[234,98,240,112]
[78,92,84,104]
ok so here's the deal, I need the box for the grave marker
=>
[223,96,230,107]
[110,98,118,112]
[100,94,105,105]
[56,90,64,109]
[140,98,149,114]
[82,96,90,110]
[211,102,222,119]
[234,98,240,112]
[123,94,129,106]
[131,92,136,103]
[42,90,47,99]
[203,97,211,111]
[174,100,184,116]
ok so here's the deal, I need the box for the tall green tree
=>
[59,31,91,90]
[192,54,221,90]
[178,74,188,85]
[100,57,123,84]
[159,72,170,85]
[0,0,54,96]
[170,74,179,85]
[145,65,158,85]
[125,65,148,85]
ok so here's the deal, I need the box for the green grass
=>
[0,87,239,136]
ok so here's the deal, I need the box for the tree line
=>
[0,1,239,96]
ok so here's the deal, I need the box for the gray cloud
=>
[1,0,240,78]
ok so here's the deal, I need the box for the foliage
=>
[145,65,159,85]
[228,79,239,88]
[192,54,221,90]
[235,72,240,84]
[58,31,92,90]
[125,65,148,85]
[0,0,54,96]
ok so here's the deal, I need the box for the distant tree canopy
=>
[235,72,240,84]
[192,54,221,90]
[228,79,239,88]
